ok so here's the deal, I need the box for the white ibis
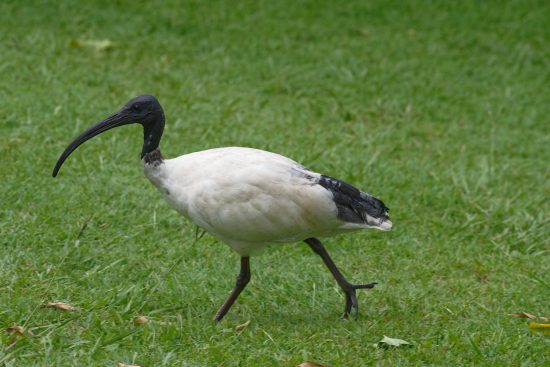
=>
[53,95,392,321]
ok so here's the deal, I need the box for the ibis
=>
[53,95,392,321]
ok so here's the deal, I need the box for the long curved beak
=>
[52,110,134,177]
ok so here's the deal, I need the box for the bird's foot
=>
[341,282,377,320]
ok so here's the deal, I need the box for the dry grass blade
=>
[43,302,80,311]
[5,324,33,347]
[235,320,251,332]
[6,325,24,337]
[117,363,141,367]
[511,312,536,320]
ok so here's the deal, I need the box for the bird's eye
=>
[132,104,141,111]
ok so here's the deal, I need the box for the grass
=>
[1,0,549,365]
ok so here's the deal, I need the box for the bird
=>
[52,95,392,321]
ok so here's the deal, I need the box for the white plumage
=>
[143,147,390,256]
[53,95,392,321]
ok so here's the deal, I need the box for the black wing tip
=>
[318,174,390,223]
[362,192,390,219]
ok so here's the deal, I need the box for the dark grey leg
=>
[214,256,251,322]
[305,238,376,319]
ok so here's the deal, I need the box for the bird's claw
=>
[341,282,377,320]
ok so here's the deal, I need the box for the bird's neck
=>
[142,147,163,166]
[141,118,165,159]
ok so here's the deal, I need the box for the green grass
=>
[1,0,549,365]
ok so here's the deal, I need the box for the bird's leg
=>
[214,256,251,322]
[304,238,376,319]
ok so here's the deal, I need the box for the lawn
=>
[1,0,549,365]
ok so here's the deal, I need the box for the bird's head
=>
[120,94,164,127]
[52,95,165,177]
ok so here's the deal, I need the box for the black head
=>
[122,95,164,127]
[52,95,165,177]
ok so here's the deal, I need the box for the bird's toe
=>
[340,282,377,320]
